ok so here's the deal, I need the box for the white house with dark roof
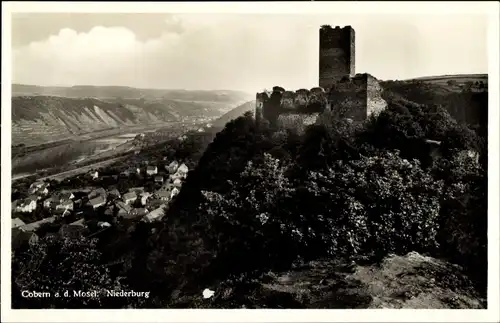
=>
[177,163,189,175]
[154,176,164,183]
[89,170,99,180]
[146,166,158,176]
[140,192,153,206]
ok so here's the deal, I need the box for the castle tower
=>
[319,25,355,90]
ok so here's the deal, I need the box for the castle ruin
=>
[255,25,387,133]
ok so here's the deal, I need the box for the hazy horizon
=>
[12,13,488,93]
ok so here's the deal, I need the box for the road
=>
[13,156,128,183]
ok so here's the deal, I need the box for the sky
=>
[11,12,488,93]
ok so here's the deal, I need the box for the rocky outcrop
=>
[179,252,485,309]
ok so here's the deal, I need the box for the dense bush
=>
[12,235,128,309]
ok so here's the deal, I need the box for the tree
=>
[12,235,128,309]
[198,153,298,280]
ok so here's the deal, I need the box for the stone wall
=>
[327,73,387,121]
[276,113,321,135]
[257,87,328,120]
[319,25,355,90]
[328,75,367,121]
[366,74,388,117]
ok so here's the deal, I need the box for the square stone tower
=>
[319,25,355,90]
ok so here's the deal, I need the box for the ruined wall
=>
[255,92,269,125]
[366,75,387,117]
[319,25,355,90]
[257,87,327,117]
[328,74,368,121]
[255,86,328,131]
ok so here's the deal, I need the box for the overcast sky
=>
[11,13,488,93]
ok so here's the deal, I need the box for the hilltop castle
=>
[255,25,387,133]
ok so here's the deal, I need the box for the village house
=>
[29,181,49,194]
[61,192,75,200]
[88,188,107,200]
[173,178,183,188]
[123,192,138,205]
[89,170,99,180]
[116,201,132,217]
[43,192,73,209]
[107,188,121,200]
[70,218,86,227]
[98,221,112,228]
[56,199,74,212]
[12,217,26,229]
[13,196,38,213]
[73,199,82,208]
[169,173,183,182]
[29,181,45,190]
[43,196,58,209]
[59,223,87,239]
[104,205,114,217]
[12,228,39,250]
[154,176,164,184]
[171,187,180,199]
[178,163,189,175]
[140,192,153,206]
[29,182,50,195]
[155,189,171,201]
[166,161,179,174]
[121,166,141,177]
[128,187,145,195]
[19,216,56,232]
[131,208,149,218]
[89,195,106,209]
[143,205,167,222]
[146,198,165,210]
[146,166,158,176]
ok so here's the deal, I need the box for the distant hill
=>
[212,100,256,128]
[11,95,249,147]
[12,84,252,103]
[381,74,488,129]
[404,73,487,84]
